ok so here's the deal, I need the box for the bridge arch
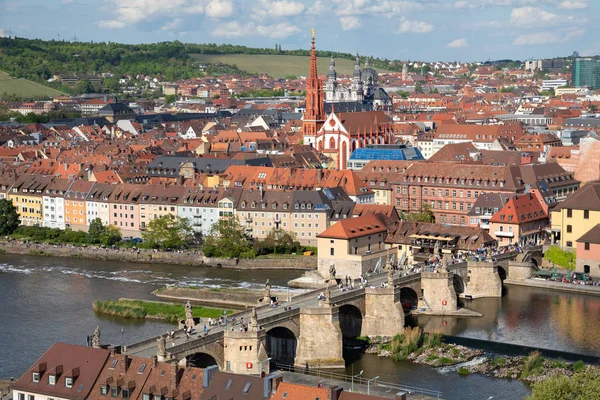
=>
[496,265,507,282]
[400,287,419,314]
[338,304,363,338]
[453,274,466,296]
[266,326,297,365]
[185,352,220,369]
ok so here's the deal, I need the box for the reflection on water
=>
[414,285,600,357]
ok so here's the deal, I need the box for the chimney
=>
[170,362,180,388]
[329,386,342,400]
[151,355,158,368]
[120,354,130,373]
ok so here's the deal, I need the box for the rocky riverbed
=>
[362,333,598,385]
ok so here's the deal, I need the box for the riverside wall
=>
[0,242,317,270]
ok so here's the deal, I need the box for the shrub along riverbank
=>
[362,328,599,387]
[93,299,232,323]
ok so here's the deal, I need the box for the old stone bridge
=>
[123,247,542,376]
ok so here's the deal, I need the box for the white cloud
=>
[558,0,588,9]
[205,0,234,18]
[513,27,584,45]
[97,20,126,29]
[212,21,248,37]
[255,0,305,17]
[161,18,183,31]
[306,0,325,15]
[212,20,300,38]
[333,0,423,18]
[256,22,301,38]
[446,38,468,48]
[397,18,433,33]
[340,16,362,31]
[510,6,570,27]
[0,29,6,37]
[62,0,76,4]
[99,0,205,27]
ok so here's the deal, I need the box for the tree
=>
[102,225,122,246]
[0,199,20,235]
[164,94,177,104]
[87,218,105,244]
[544,246,576,271]
[202,218,254,258]
[73,79,94,95]
[414,81,424,93]
[528,371,600,400]
[255,229,300,255]
[142,215,193,249]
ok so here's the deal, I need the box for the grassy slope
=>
[191,54,391,78]
[0,70,65,98]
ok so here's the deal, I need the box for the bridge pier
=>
[464,262,502,298]
[361,287,404,337]
[506,261,536,283]
[419,272,457,313]
[223,328,269,376]
[295,307,344,369]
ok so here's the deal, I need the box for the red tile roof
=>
[318,213,389,240]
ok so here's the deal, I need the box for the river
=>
[1,254,599,400]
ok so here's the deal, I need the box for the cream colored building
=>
[317,213,393,279]
[551,182,600,249]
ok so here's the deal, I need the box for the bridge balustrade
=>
[168,330,225,356]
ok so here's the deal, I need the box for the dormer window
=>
[65,377,73,388]
[100,385,108,395]
[49,375,56,385]
[32,372,40,383]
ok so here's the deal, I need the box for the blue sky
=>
[0,0,597,62]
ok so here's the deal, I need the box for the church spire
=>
[302,29,325,141]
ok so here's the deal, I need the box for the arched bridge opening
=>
[338,305,363,339]
[400,287,419,314]
[497,266,507,282]
[453,274,465,296]
[186,352,218,368]
[266,327,297,366]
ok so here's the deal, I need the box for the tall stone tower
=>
[402,63,408,81]
[302,29,325,147]
[350,54,364,102]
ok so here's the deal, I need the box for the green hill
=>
[0,70,65,99]
[192,54,390,79]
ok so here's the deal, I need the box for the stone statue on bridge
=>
[91,325,101,348]
[329,263,336,280]
[323,284,331,306]
[250,307,258,331]
[157,335,167,360]
[264,279,271,302]
[185,301,195,329]
[387,268,394,287]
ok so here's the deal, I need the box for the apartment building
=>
[488,193,549,246]
[42,178,70,229]
[177,188,223,236]
[138,185,184,231]
[86,183,117,227]
[108,184,143,238]
[8,175,54,226]
[65,181,95,231]
[551,182,600,249]
[391,162,577,226]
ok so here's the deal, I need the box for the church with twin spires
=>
[302,30,395,170]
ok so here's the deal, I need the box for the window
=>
[566,241,573,247]
[585,242,590,250]
[567,225,572,233]
[584,210,589,219]
[330,248,335,256]
[28,396,34,400]
[18,394,24,400]
[567,209,572,218]
[143,394,151,400]
[101,386,108,395]
[138,364,146,374]
[111,387,118,398]
[32,372,40,382]
[65,377,73,388]
[49,375,56,385]
[122,390,130,399]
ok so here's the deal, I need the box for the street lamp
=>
[351,368,363,393]
[367,376,380,395]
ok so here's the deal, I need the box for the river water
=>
[1,254,599,400]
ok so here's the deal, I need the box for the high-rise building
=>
[572,58,600,89]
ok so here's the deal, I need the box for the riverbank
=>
[363,329,597,386]
[92,298,231,323]
[506,278,600,296]
[0,241,316,270]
